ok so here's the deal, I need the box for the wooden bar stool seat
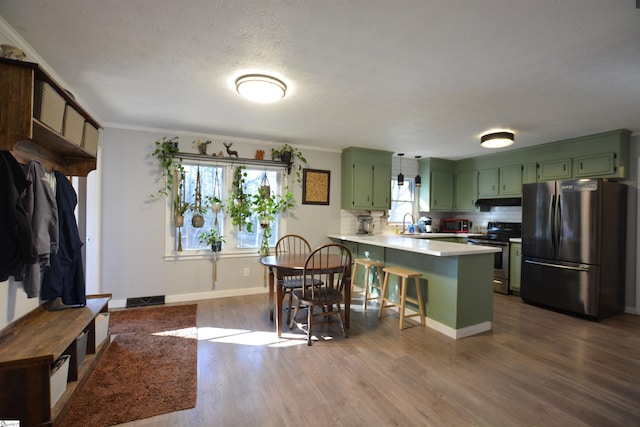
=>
[350,258,384,310]
[378,266,425,329]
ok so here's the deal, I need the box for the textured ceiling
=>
[0,0,639,159]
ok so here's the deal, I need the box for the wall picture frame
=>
[302,168,330,205]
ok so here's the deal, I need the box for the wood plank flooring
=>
[117,292,640,426]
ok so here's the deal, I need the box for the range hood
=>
[475,197,522,207]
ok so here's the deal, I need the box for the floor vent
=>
[126,295,165,308]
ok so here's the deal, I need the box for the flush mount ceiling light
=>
[397,153,405,186]
[480,131,515,148]
[235,74,287,103]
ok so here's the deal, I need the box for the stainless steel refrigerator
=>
[521,179,626,319]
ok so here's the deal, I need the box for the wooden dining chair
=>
[275,234,312,324]
[289,243,353,346]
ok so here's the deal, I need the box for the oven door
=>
[467,239,510,294]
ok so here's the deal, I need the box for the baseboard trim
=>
[110,287,269,308]
[426,318,492,339]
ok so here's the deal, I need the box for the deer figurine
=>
[223,143,239,157]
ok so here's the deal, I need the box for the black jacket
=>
[41,171,86,306]
[0,151,37,281]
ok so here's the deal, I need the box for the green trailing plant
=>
[271,143,307,182]
[252,184,295,255]
[198,228,226,251]
[227,166,253,232]
[151,136,182,198]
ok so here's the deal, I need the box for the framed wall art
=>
[302,168,330,205]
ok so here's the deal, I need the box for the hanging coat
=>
[0,151,37,281]
[21,160,59,297]
[41,171,86,306]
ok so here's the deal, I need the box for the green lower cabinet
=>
[509,242,521,294]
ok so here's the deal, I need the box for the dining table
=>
[260,253,351,338]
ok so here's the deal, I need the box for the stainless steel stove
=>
[467,222,522,294]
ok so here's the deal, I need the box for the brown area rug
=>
[61,304,198,426]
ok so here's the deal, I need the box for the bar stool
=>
[350,258,384,310]
[378,266,425,329]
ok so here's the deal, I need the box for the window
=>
[179,162,225,251]
[169,160,288,255]
[388,178,415,223]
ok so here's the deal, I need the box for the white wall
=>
[99,127,342,306]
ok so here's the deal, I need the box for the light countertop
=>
[327,234,501,257]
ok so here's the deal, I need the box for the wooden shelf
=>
[177,151,290,169]
[0,57,101,176]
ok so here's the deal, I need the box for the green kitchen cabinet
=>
[432,170,454,211]
[509,242,522,294]
[574,153,617,178]
[499,164,522,196]
[418,158,454,212]
[538,158,572,181]
[478,165,522,198]
[454,170,478,212]
[523,162,538,184]
[478,168,499,197]
[341,147,392,210]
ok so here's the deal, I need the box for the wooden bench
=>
[0,294,111,426]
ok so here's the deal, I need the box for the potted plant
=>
[206,195,224,214]
[151,136,182,198]
[173,169,190,227]
[190,165,207,228]
[198,228,226,252]
[227,166,253,232]
[271,143,307,182]
[251,185,295,255]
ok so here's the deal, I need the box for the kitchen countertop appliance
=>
[467,222,522,294]
[417,216,432,233]
[356,215,375,234]
[521,179,626,319]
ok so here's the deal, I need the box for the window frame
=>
[388,177,417,224]
[163,157,290,259]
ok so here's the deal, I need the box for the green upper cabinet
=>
[478,168,499,197]
[455,170,478,212]
[418,158,454,212]
[478,165,522,198]
[500,165,522,196]
[574,153,617,178]
[538,158,571,181]
[523,162,538,184]
[341,147,392,210]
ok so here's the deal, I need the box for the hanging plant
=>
[271,143,307,182]
[226,165,253,232]
[190,165,207,228]
[151,136,182,198]
[198,228,226,252]
[173,168,190,226]
[251,180,295,255]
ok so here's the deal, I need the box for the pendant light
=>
[397,153,404,186]
[414,156,422,188]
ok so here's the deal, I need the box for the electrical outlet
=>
[243,268,250,277]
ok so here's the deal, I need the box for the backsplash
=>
[339,207,522,235]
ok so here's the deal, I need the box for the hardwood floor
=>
[119,292,640,426]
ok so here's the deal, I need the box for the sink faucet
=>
[402,213,415,233]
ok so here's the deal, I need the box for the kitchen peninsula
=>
[328,234,500,339]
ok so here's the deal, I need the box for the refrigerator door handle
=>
[550,194,556,252]
[556,195,562,248]
[524,259,589,272]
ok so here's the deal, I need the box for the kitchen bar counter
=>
[329,233,499,339]
[327,233,499,256]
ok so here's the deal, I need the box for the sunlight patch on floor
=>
[197,326,308,347]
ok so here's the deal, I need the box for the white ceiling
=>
[0,0,639,160]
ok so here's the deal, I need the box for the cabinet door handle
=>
[580,161,583,170]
